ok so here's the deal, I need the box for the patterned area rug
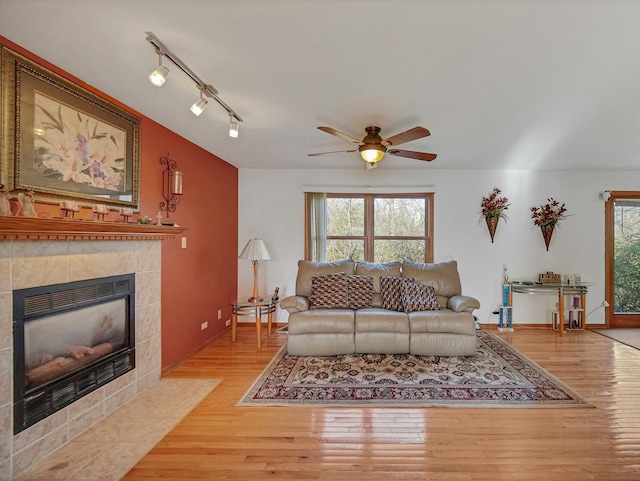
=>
[238,331,592,408]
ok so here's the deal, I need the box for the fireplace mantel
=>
[0,216,187,240]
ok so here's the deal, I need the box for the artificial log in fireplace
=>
[13,274,135,434]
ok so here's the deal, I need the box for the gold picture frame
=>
[1,47,140,209]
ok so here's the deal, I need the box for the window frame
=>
[306,192,434,263]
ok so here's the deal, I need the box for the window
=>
[306,192,433,263]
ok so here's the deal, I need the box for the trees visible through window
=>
[306,193,433,263]
[613,199,640,313]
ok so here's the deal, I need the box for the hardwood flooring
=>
[123,326,640,481]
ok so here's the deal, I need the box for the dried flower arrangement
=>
[480,187,510,220]
[530,198,569,250]
[530,198,568,228]
[480,187,510,243]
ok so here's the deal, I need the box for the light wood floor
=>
[123,326,640,481]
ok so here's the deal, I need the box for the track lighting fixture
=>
[229,115,239,138]
[190,91,208,116]
[148,50,169,87]
[145,32,243,135]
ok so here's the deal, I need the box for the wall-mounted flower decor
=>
[480,187,510,243]
[530,198,568,250]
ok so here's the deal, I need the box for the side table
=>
[230,298,278,348]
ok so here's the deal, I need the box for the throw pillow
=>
[346,274,373,309]
[380,276,412,312]
[401,280,441,312]
[310,272,349,309]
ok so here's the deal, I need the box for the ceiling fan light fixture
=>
[359,144,386,163]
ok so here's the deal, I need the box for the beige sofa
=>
[280,259,480,357]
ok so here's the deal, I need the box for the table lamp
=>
[239,238,271,302]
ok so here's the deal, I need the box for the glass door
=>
[605,192,640,327]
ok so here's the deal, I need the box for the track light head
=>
[149,52,169,87]
[149,66,169,87]
[190,96,208,116]
[229,116,239,138]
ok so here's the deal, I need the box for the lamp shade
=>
[239,239,271,261]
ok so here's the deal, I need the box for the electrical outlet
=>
[181,237,187,249]
[201,321,208,330]
[218,309,222,320]
[225,319,231,327]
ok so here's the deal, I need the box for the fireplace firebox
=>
[13,274,135,434]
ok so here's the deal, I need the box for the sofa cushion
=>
[401,280,441,312]
[380,276,412,312]
[296,259,356,297]
[354,261,402,293]
[310,272,349,309]
[401,260,462,298]
[409,310,477,335]
[288,309,355,334]
[355,308,410,333]
[346,274,373,309]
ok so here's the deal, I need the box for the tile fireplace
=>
[0,238,163,479]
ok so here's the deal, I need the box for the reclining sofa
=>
[280,259,480,357]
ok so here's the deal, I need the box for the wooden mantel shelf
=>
[0,216,187,241]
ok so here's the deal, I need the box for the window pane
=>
[374,198,425,236]
[614,200,640,313]
[374,240,425,263]
[326,239,364,262]
[327,197,364,236]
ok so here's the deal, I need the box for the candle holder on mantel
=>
[159,153,183,218]
[120,207,134,223]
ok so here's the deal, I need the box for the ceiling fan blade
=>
[383,126,431,146]
[317,126,362,144]
[308,149,357,157]
[388,149,437,162]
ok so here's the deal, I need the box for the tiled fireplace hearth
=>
[0,238,163,480]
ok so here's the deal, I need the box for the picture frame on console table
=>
[1,47,141,209]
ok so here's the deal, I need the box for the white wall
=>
[238,168,640,326]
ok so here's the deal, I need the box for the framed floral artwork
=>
[1,47,140,209]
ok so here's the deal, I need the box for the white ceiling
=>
[2,0,640,171]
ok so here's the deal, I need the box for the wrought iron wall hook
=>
[159,153,183,217]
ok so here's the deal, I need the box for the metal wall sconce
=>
[160,153,183,217]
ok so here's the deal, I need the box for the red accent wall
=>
[1,36,238,369]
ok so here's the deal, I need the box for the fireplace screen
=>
[24,299,127,391]
[13,274,135,433]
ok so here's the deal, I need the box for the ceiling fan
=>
[308,125,437,168]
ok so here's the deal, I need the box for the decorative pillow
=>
[310,272,349,309]
[401,279,441,312]
[380,276,412,312]
[346,274,373,309]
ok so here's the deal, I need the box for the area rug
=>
[589,327,640,350]
[237,331,591,408]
